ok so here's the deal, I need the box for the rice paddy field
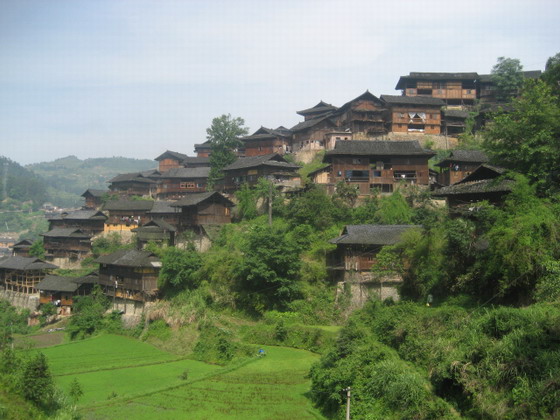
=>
[38,334,325,419]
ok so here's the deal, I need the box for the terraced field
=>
[39,334,324,419]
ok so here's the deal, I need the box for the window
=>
[345,170,369,180]
[371,183,393,193]
[336,136,341,140]
[337,171,342,177]
[373,170,382,177]
[352,158,362,164]
[179,182,187,189]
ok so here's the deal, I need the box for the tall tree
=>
[491,57,524,102]
[206,114,248,187]
[483,79,560,193]
[542,52,560,96]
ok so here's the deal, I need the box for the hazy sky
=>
[1,0,558,165]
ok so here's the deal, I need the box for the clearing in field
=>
[40,334,323,419]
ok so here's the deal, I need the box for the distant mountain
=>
[27,155,156,207]
[0,156,48,208]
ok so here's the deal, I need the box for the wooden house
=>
[155,167,210,199]
[323,140,435,195]
[131,219,177,248]
[0,256,57,294]
[194,141,212,158]
[241,127,293,156]
[154,150,189,172]
[48,209,107,236]
[146,200,181,227]
[81,189,108,209]
[331,91,387,138]
[327,225,419,305]
[12,239,33,257]
[324,130,352,151]
[96,249,161,302]
[432,164,514,208]
[395,72,477,106]
[291,114,338,152]
[442,109,469,136]
[435,150,489,186]
[36,273,98,314]
[296,100,337,121]
[222,154,301,192]
[41,228,92,260]
[107,170,159,198]
[171,192,234,229]
[380,95,444,135]
[102,200,154,231]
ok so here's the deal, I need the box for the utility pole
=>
[344,386,351,420]
[268,180,273,226]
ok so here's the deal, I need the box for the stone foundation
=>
[0,289,40,311]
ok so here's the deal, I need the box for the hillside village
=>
[2,59,560,419]
[1,68,541,316]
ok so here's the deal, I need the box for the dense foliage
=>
[483,80,560,194]
[491,56,524,102]
[206,114,249,187]
[310,300,560,419]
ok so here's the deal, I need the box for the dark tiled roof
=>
[81,189,107,198]
[131,219,177,233]
[154,150,188,161]
[102,200,154,212]
[96,249,161,268]
[435,150,489,167]
[36,275,80,293]
[223,154,300,171]
[396,72,478,89]
[147,200,180,214]
[432,178,515,196]
[381,95,445,106]
[443,109,469,119]
[48,210,107,221]
[457,164,506,184]
[0,256,57,270]
[41,228,91,238]
[182,156,210,166]
[297,101,338,116]
[13,239,33,248]
[73,272,99,285]
[171,192,234,207]
[330,225,420,245]
[326,140,435,157]
[194,141,211,149]
[109,170,159,184]
[158,167,210,179]
[245,127,292,139]
[336,91,384,113]
[290,114,336,132]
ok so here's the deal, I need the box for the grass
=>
[80,345,324,420]
[38,334,179,376]
[29,333,324,419]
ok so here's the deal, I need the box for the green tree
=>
[491,56,524,102]
[233,224,301,312]
[206,114,249,187]
[374,190,413,224]
[158,246,202,295]
[542,52,560,96]
[483,79,560,193]
[285,184,349,230]
[66,285,110,339]
[28,240,45,259]
[19,353,55,407]
[68,378,83,405]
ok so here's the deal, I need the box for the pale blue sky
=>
[1,0,558,165]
